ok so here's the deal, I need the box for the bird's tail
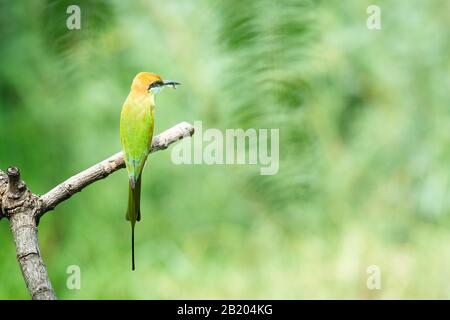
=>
[126,176,141,271]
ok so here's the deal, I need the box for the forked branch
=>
[0,121,194,299]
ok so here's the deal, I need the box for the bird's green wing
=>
[120,97,155,183]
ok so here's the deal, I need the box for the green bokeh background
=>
[1,0,449,299]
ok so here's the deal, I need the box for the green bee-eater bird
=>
[120,72,180,270]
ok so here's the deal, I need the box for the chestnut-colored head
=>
[131,72,180,94]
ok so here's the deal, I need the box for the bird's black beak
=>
[162,80,181,89]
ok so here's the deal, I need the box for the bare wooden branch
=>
[0,170,7,220]
[0,121,194,299]
[2,167,56,300]
[9,211,56,300]
[38,121,194,217]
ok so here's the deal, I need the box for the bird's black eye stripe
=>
[148,81,163,90]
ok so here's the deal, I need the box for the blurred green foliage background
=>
[1,0,449,299]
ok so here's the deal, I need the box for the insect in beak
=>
[162,80,181,89]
